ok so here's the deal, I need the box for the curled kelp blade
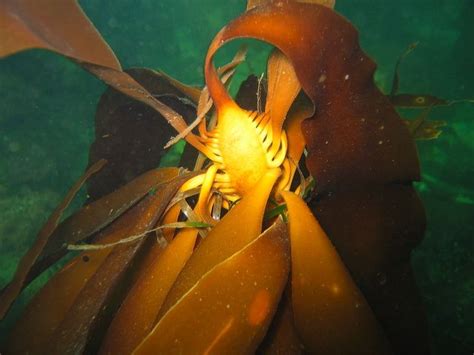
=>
[0,0,120,69]
[133,220,290,355]
[157,168,281,318]
[0,159,106,320]
[281,191,391,354]
[6,170,188,354]
[265,49,301,149]
[99,228,198,355]
[206,1,420,193]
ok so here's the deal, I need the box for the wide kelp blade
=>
[133,220,290,355]
[281,191,391,354]
[5,169,187,354]
[0,0,120,69]
[45,172,191,355]
[309,185,430,355]
[156,168,281,318]
[0,159,106,320]
[206,1,420,194]
[87,68,199,201]
[99,228,198,355]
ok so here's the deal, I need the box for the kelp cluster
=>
[0,0,465,354]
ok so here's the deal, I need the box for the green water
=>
[0,0,472,353]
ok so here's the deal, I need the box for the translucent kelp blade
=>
[42,172,190,355]
[0,159,106,320]
[206,1,420,194]
[265,49,301,146]
[99,228,198,355]
[281,191,391,354]
[0,0,120,69]
[156,168,281,319]
[5,169,186,354]
[133,220,290,355]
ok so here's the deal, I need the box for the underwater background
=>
[0,0,472,354]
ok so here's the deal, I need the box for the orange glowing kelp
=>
[1,1,433,354]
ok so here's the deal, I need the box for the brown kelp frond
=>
[0,159,106,320]
[0,0,205,151]
[0,0,120,69]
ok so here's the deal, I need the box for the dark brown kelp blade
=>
[87,68,198,202]
[0,159,106,320]
[0,0,120,69]
[310,185,430,355]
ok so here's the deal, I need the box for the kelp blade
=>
[0,0,120,69]
[0,159,106,320]
[281,191,391,354]
[157,168,281,318]
[133,220,289,355]
[6,169,187,354]
[99,228,198,355]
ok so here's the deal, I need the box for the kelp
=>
[0,159,106,319]
[0,0,452,354]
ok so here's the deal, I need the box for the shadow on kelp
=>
[1,0,461,353]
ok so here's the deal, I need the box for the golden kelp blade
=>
[133,220,290,355]
[281,191,391,354]
[99,228,198,355]
[157,168,281,317]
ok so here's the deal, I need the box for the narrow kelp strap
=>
[0,159,106,319]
